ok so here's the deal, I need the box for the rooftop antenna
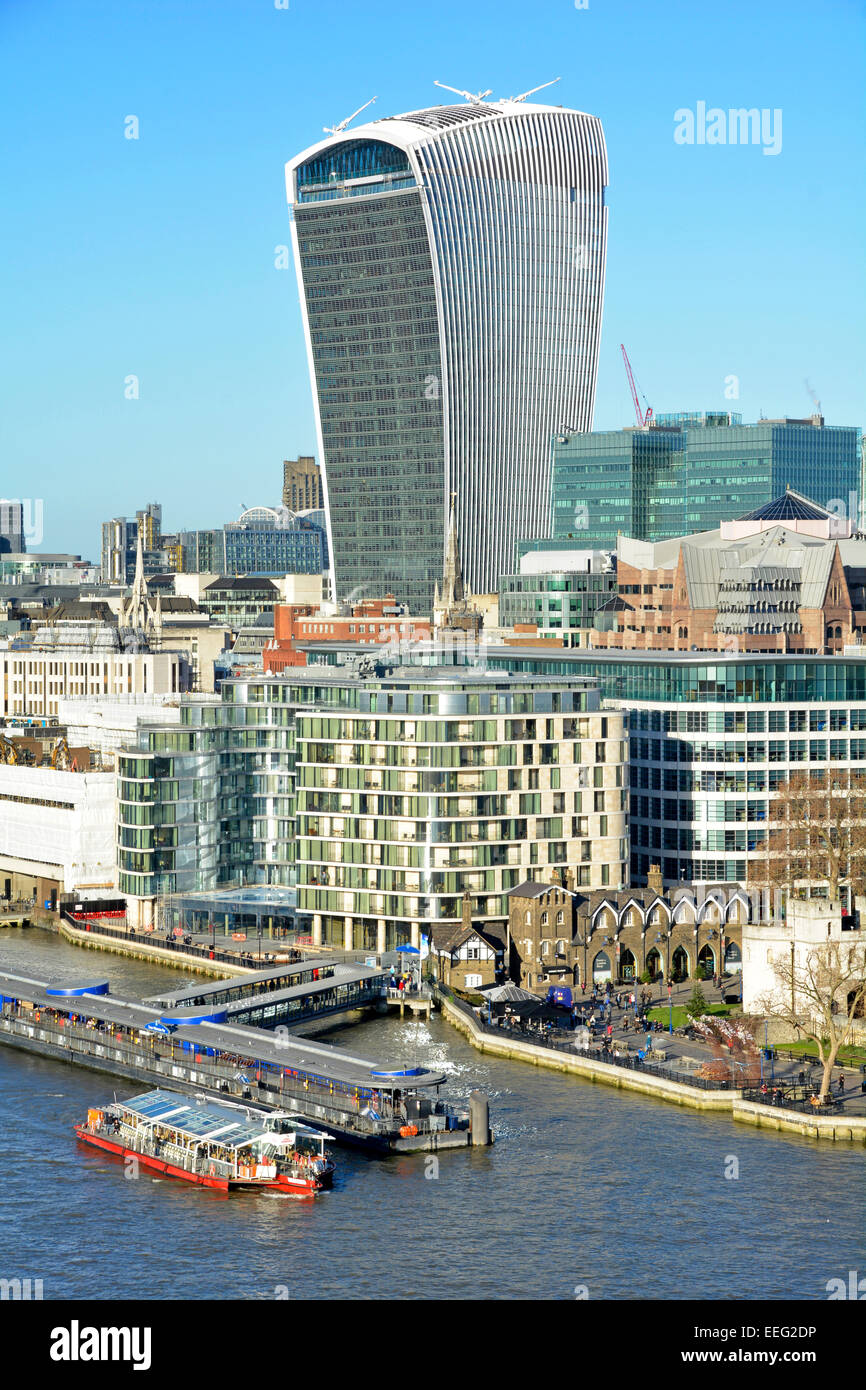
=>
[323,96,377,136]
[505,77,561,103]
[434,80,492,104]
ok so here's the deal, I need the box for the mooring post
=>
[469,1090,490,1146]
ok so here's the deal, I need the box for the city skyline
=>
[1,0,863,556]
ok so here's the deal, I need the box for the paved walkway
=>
[516,979,866,1116]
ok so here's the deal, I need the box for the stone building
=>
[507,866,751,991]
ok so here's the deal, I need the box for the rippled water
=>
[1,929,864,1300]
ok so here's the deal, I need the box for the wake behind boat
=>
[75,1088,335,1193]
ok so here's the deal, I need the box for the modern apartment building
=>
[287,96,608,608]
[117,668,627,947]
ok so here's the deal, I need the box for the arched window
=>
[525,910,532,926]
[541,911,549,926]
[556,910,564,925]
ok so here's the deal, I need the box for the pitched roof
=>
[738,489,832,522]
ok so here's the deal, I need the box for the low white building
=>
[742,898,865,1019]
[0,762,116,901]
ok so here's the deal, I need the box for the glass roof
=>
[120,1091,268,1147]
[739,490,830,522]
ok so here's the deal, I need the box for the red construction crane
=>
[620,343,653,427]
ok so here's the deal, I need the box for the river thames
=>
[1,928,864,1300]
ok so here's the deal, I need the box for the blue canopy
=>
[395,944,420,954]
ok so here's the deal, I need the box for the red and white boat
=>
[75,1088,335,1194]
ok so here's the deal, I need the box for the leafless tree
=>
[748,769,866,905]
[755,939,866,1102]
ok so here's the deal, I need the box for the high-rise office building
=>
[282,456,323,513]
[101,503,163,583]
[286,95,608,609]
[0,500,25,555]
[545,414,861,552]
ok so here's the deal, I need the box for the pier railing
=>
[0,1002,466,1142]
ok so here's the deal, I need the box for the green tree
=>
[687,984,709,1019]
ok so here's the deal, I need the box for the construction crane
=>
[620,343,653,427]
[433,81,492,105]
[323,96,377,136]
[804,379,822,416]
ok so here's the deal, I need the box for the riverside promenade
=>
[437,984,866,1144]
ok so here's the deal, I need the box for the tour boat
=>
[75,1088,335,1193]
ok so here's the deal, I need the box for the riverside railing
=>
[438,986,746,1093]
[62,912,300,971]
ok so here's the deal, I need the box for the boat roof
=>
[114,1090,321,1148]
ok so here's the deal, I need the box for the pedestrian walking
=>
[838,1073,845,1093]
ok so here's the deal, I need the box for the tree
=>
[748,769,866,906]
[686,983,709,1019]
[755,939,866,1102]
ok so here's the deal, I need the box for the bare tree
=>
[755,939,866,1102]
[748,769,866,905]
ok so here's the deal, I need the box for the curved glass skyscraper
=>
[286,98,608,608]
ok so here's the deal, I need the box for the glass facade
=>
[498,568,617,640]
[223,519,325,577]
[546,418,862,552]
[293,182,445,610]
[548,428,685,551]
[288,103,609,607]
[117,669,627,949]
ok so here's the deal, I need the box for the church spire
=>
[443,491,464,608]
[124,526,149,631]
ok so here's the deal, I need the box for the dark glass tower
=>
[287,100,609,609]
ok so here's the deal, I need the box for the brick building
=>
[590,490,866,655]
[506,868,750,992]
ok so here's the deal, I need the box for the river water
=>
[1,928,863,1300]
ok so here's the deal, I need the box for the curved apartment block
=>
[286,98,608,609]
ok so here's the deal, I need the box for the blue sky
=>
[1,0,864,555]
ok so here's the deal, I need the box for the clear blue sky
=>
[1,0,864,556]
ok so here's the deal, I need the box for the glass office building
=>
[223,508,326,577]
[681,419,861,532]
[287,99,608,608]
[549,426,685,550]
[471,647,866,889]
[546,416,862,552]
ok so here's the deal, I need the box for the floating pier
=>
[0,969,489,1153]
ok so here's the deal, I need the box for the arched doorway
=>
[645,947,663,981]
[671,945,689,982]
[697,944,716,977]
[592,950,612,982]
[724,940,742,974]
[620,947,636,982]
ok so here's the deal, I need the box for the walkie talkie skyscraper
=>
[286,90,608,609]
